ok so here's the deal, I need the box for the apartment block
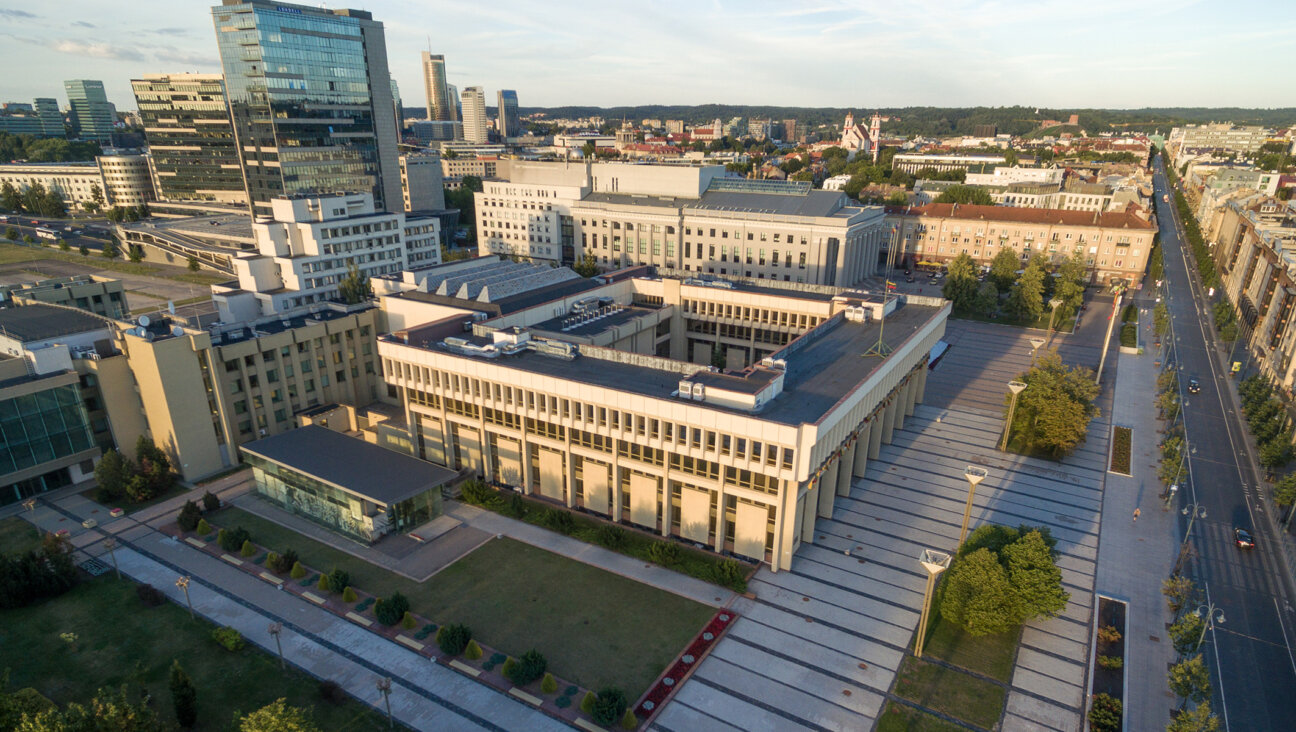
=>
[886,203,1156,285]
[1216,199,1296,390]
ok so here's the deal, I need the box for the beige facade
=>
[0,155,153,210]
[442,157,498,180]
[1,275,128,319]
[117,304,382,480]
[97,155,155,208]
[887,203,1157,285]
[378,275,948,571]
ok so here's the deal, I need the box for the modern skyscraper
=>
[446,84,462,122]
[211,0,402,214]
[497,89,520,139]
[132,74,246,204]
[421,52,452,122]
[461,86,488,144]
[63,80,116,143]
[34,98,63,137]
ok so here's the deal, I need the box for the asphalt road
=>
[1153,155,1296,730]
[1,212,111,252]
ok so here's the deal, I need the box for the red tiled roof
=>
[894,203,1156,229]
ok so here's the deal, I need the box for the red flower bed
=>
[635,609,735,719]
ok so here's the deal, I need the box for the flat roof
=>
[687,189,846,218]
[240,425,457,505]
[0,303,111,342]
[412,300,941,426]
[531,304,658,338]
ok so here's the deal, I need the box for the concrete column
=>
[853,425,870,478]
[818,458,839,518]
[610,458,622,522]
[659,480,671,536]
[800,487,817,543]
[868,413,884,459]
[881,397,898,444]
[915,366,928,404]
[894,382,909,431]
[904,375,918,417]
[837,444,856,497]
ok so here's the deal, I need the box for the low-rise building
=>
[377,273,948,571]
[399,153,446,212]
[0,154,154,210]
[891,153,1007,175]
[0,275,128,319]
[886,203,1156,285]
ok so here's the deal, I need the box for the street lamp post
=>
[268,622,285,669]
[1046,297,1064,347]
[102,537,120,580]
[1095,293,1124,385]
[21,498,39,539]
[958,466,988,546]
[376,677,393,729]
[175,576,194,620]
[1194,602,1225,652]
[1028,336,1046,363]
[1174,503,1208,575]
[999,381,1028,452]
[914,549,952,659]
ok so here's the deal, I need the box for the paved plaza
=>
[652,317,1113,732]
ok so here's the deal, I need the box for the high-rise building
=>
[390,76,404,137]
[132,74,246,204]
[211,0,402,214]
[446,84,462,123]
[421,52,452,122]
[461,86,488,144]
[63,80,116,142]
[497,89,520,139]
[34,98,63,137]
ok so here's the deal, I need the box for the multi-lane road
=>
[1153,155,1296,729]
[1,212,112,252]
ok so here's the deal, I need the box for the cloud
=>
[154,46,219,66]
[0,8,35,19]
[72,20,94,28]
[50,39,146,62]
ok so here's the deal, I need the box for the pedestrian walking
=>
[1133,508,1141,522]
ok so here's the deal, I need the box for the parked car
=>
[1188,378,1200,394]
[1235,528,1255,549]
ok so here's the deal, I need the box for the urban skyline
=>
[2,1,1294,111]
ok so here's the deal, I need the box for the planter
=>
[1089,596,1127,730]
[633,609,737,726]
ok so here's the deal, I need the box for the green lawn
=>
[80,482,194,515]
[952,309,1076,332]
[0,516,42,556]
[875,701,969,732]
[0,241,226,285]
[0,577,389,731]
[893,656,1006,730]
[919,611,1019,683]
[211,507,714,697]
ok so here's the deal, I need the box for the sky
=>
[2,0,1294,112]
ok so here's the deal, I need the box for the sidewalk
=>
[1094,308,1178,732]
[445,502,732,608]
[26,494,567,732]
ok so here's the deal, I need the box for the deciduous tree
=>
[1169,654,1211,704]
[942,253,979,312]
[939,548,1022,636]
[238,699,321,732]
[988,247,1020,291]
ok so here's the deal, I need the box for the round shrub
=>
[436,623,472,656]
[136,583,166,607]
[505,649,547,686]
[177,500,201,532]
[201,490,221,512]
[374,592,411,626]
[218,525,250,552]
[541,673,558,694]
[591,687,628,727]
[621,708,638,730]
[327,568,350,595]
[265,551,280,571]
[211,626,245,651]
[555,695,571,709]
[401,611,417,630]
[318,680,346,705]
[290,561,307,580]
[317,574,331,592]
[647,541,681,566]
[196,518,212,536]
[464,639,482,661]
[342,586,358,603]
[239,539,256,558]
[580,691,596,715]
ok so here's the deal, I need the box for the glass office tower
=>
[132,74,247,204]
[63,80,117,143]
[497,89,520,139]
[211,0,401,214]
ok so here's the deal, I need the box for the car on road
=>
[1188,378,1201,394]
[1234,528,1255,549]
[905,275,914,283]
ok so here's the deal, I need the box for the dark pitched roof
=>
[239,425,456,505]
[0,303,111,342]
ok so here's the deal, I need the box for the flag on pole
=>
[886,280,897,290]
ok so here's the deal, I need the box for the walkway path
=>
[20,490,569,732]
[1094,308,1179,732]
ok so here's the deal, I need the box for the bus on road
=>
[35,227,59,240]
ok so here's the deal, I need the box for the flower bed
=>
[174,518,615,729]
[633,608,736,723]
[1109,426,1132,475]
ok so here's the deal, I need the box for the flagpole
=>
[865,222,899,358]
